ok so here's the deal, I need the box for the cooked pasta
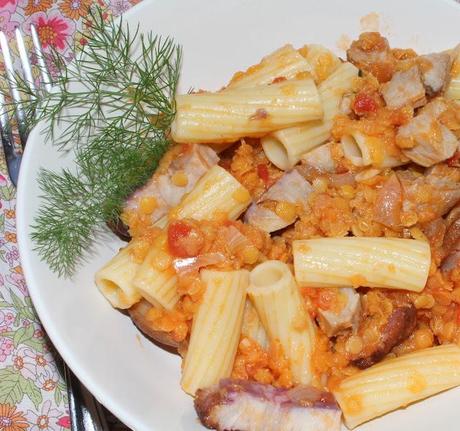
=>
[248,260,316,384]
[132,232,179,309]
[171,79,323,144]
[227,44,311,89]
[299,44,341,84]
[181,269,248,395]
[334,344,460,429]
[293,237,431,292]
[95,241,142,309]
[241,299,269,350]
[261,62,358,169]
[341,131,408,168]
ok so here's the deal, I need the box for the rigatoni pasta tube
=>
[341,131,408,168]
[95,241,142,309]
[248,260,316,384]
[132,232,179,309]
[170,165,251,222]
[261,62,358,169]
[171,79,323,144]
[334,344,460,429]
[299,44,341,84]
[227,44,311,89]
[241,299,269,350]
[293,237,430,292]
[134,166,251,310]
[181,269,248,395]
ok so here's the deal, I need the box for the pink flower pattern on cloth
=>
[0,2,137,429]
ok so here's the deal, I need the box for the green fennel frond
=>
[20,7,182,277]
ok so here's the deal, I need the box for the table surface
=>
[0,1,137,429]
[1,1,460,430]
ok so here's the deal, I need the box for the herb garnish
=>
[14,9,182,276]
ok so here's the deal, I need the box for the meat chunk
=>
[195,379,341,431]
[300,143,337,173]
[380,66,426,109]
[419,52,452,96]
[373,173,403,228]
[442,205,460,272]
[398,164,460,224]
[347,32,395,82]
[317,287,361,337]
[397,99,458,167]
[245,169,312,233]
[352,304,417,369]
[128,299,181,351]
[124,144,218,223]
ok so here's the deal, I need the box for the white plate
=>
[17,0,460,429]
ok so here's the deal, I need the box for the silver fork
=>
[0,26,109,431]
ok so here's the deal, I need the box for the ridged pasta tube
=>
[341,131,408,168]
[171,79,323,144]
[241,299,269,349]
[227,44,311,89]
[261,62,358,170]
[299,44,341,84]
[248,261,316,384]
[293,237,431,292]
[334,344,460,429]
[181,269,248,395]
[132,232,179,309]
[134,166,251,310]
[170,165,252,222]
[95,241,142,309]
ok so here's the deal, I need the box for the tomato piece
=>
[167,221,203,257]
[272,76,287,84]
[257,164,270,185]
[352,92,378,116]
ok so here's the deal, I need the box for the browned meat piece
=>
[381,66,426,109]
[442,205,460,272]
[128,299,180,351]
[397,99,458,167]
[106,217,131,242]
[244,169,312,233]
[347,32,395,82]
[373,173,403,228]
[419,52,452,96]
[398,164,460,224]
[195,379,341,431]
[351,304,417,369]
[421,218,446,249]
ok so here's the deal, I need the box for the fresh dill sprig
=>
[13,7,182,277]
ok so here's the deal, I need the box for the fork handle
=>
[64,364,109,431]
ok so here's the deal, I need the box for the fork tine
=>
[15,28,35,95]
[0,31,28,147]
[0,87,21,186]
[30,25,52,93]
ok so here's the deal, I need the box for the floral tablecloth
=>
[0,2,137,430]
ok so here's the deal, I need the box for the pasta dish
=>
[94,32,460,430]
